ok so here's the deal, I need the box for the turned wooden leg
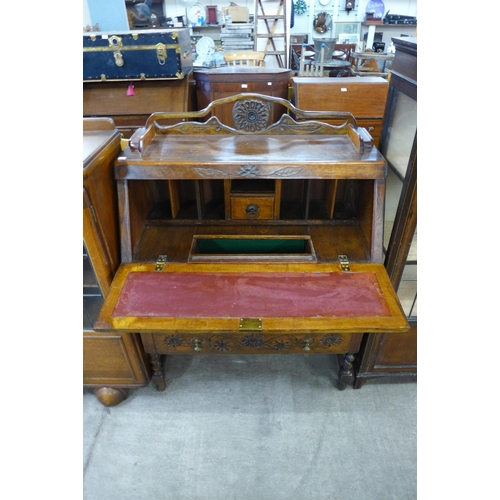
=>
[93,387,129,407]
[337,353,355,390]
[149,354,166,392]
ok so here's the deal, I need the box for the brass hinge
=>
[238,318,263,331]
[338,255,350,271]
[155,255,168,271]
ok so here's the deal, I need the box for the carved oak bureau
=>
[95,94,409,391]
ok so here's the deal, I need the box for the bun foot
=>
[93,387,129,407]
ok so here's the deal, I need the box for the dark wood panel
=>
[390,36,417,83]
[83,76,196,137]
[353,37,417,388]
[375,324,417,367]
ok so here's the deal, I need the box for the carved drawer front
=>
[230,195,275,220]
[152,331,351,355]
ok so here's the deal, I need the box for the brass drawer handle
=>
[191,338,202,352]
[246,203,259,219]
[156,43,167,65]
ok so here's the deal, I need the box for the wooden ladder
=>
[254,0,287,68]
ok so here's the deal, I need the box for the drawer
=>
[292,76,389,117]
[150,331,352,355]
[231,195,275,220]
[211,81,286,93]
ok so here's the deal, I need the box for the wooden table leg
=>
[337,353,355,390]
[149,354,166,392]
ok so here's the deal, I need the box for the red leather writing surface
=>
[111,272,391,319]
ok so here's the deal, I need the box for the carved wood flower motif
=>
[237,164,260,177]
[163,334,183,348]
[272,340,289,351]
[321,334,342,347]
[240,333,265,348]
[213,339,232,352]
[233,99,270,132]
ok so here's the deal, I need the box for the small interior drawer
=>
[231,195,275,220]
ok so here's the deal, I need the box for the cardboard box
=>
[224,6,249,23]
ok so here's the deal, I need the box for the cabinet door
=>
[83,242,104,330]
[354,39,418,388]
[381,85,417,178]
[384,156,417,318]
[83,330,149,386]
[380,77,417,315]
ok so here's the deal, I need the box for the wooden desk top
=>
[83,127,121,178]
[117,131,386,180]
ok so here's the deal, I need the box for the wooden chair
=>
[332,43,357,62]
[290,44,314,72]
[328,43,357,77]
[224,51,266,67]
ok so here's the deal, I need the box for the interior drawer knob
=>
[246,203,259,219]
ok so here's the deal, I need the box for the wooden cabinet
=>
[83,118,150,406]
[83,76,196,138]
[354,37,417,388]
[94,94,408,392]
[291,76,389,147]
[193,67,291,127]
